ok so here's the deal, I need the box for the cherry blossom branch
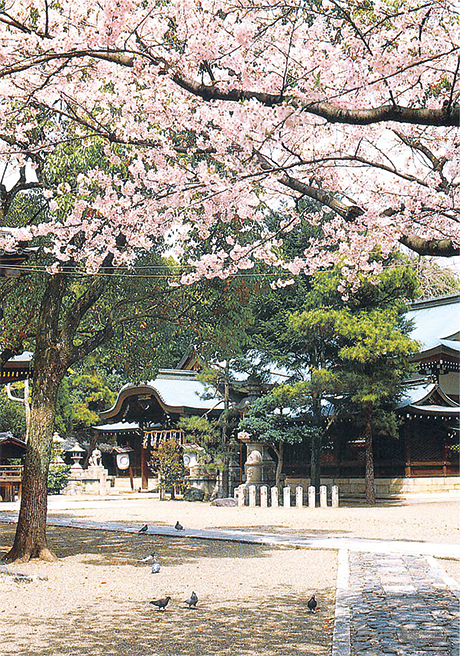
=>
[2,48,460,127]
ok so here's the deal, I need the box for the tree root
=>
[3,546,57,564]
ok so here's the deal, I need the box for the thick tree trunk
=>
[4,274,68,563]
[4,372,61,562]
[2,269,111,563]
[364,411,376,505]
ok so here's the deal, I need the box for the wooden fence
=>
[0,465,23,501]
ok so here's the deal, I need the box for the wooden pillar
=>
[141,433,149,490]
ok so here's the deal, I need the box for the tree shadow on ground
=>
[0,523,336,656]
[0,592,335,656]
[0,523,301,568]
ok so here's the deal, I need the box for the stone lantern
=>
[237,431,276,488]
[69,442,86,470]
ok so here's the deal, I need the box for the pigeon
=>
[150,596,171,611]
[151,555,161,574]
[139,553,155,562]
[175,521,184,531]
[307,595,317,613]
[138,524,148,534]
[184,591,198,608]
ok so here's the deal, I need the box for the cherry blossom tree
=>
[0,0,458,277]
[1,0,459,561]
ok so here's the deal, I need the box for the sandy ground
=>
[0,522,336,656]
[0,494,459,655]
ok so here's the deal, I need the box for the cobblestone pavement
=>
[346,552,460,656]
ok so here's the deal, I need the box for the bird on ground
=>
[175,521,184,531]
[151,555,161,574]
[184,591,198,608]
[138,524,148,534]
[150,596,171,611]
[307,595,317,613]
[139,553,155,562]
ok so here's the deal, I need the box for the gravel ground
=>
[0,494,458,655]
[0,523,337,656]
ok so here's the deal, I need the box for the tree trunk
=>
[4,274,68,563]
[310,395,323,490]
[310,430,322,490]
[364,410,376,505]
[4,367,63,562]
[275,441,283,490]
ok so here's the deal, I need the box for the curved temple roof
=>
[100,371,224,423]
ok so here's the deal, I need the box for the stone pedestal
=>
[63,465,110,496]
[186,464,217,501]
[332,485,339,507]
[320,485,328,508]
[296,486,303,508]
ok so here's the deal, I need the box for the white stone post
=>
[308,485,316,508]
[237,486,245,507]
[248,485,257,507]
[260,485,268,508]
[99,471,107,496]
[271,486,279,508]
[296,486,303,508]
[320,485,328,508]
[283,486,291,508]
[332,485,339,508]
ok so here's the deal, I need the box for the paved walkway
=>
[1,511,459,655]
[333,550,460,656]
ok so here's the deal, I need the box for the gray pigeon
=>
[151,555,161,574]
[138,524,148,534]
[184,591,198,608]
[307,595,317,612]
[150,596,171,611]
[175,521,184,531]
[139,553,155,562]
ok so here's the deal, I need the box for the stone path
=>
[333,549,460,656]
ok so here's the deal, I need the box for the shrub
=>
[47,464,71,495]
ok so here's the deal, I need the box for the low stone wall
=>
[285,476,460,498]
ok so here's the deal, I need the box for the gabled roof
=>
[398,382,460,417]
[0,432,26,449]
[1,350,33,383]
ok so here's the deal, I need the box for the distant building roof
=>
[0,432,26,449]
[406,294,460,351]
[99,369,224,425]
[147,372,224,411]
[398,381,459,417]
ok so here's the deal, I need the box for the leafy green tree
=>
[289,265,419,504]
[0,386,26,437]
[149,439,187,499]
